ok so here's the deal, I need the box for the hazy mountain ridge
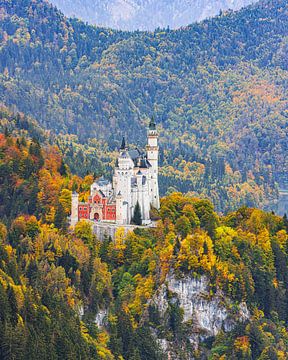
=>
[0,0,287,213]
[50,0,256,30]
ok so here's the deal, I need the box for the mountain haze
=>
[49,0,256,30]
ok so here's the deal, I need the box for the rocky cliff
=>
[149,273,250,358]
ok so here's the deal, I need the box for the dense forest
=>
[0,0,287,212]
[1,130,288,359]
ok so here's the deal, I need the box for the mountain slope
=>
[50,0,256,30]
[0,0,287,212]
[0,131,288,359]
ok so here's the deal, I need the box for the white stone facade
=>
[71,119,160,227]
[113,118,160,225]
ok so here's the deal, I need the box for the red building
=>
[77,179,116,222]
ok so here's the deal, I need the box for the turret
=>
[114,137,135,224]
[146,117,160,209]
[116,191,124,225]
[120,136,126,150]
[71,192,79,227]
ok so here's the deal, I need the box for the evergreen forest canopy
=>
[0,0,287,213]
[1,130,288,359]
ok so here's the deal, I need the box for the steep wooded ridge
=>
[1,126,288,359]
[49,0,256,30]
[0,0,288,213]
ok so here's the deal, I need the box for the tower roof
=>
[120,136,126,150]
[120,151,129,159]
[149,116,156,130]
[128,148,142,161]
[140,156,150,168]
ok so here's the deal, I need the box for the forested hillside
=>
[50,0,255,31]
[1,130,288,359]
[0,0,287,212]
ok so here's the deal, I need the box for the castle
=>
[71,118,159,227]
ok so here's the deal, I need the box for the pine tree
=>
[4,127,10,138]
[54,202,67,230]
[132,201,142,225]
[59,159,67,176]
[7,285,18,326]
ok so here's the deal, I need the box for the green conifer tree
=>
[132,201,142,225]
[59,159,67,176]
[54,202,67,230]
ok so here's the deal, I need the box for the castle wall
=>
[93,222,136,241]
[78,204,90,220]
[92,222,156,241]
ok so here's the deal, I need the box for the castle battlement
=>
[71,118,160,227]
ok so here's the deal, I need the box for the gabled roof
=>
[107,195,116,204]
[96,176,111,187]
[140,157,151,169]
[128,148,142,161]
[99,189,106,198]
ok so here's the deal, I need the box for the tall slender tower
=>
[146,117,160,209]
[114,137,134,224]
[71,192,79,227]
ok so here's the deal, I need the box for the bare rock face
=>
[150,273,249,358]
[50,0,256,31]
[91,272,249,358]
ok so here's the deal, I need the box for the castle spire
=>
[120,136,126,150]
[149,116,156,130]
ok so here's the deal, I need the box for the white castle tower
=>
[146,117,160,209]
[71,118,160,228]
[71,192,79,227]
[113,137,134,224]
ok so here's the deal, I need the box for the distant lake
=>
[276,189,288,216]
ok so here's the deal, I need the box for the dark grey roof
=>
[120,136,126,150]
[149,116,156,130]
[140,157,150,169]
[128,148,142,161]
[120,151,130,159]
[99,190,106,198]
[108,195,116,204]
[96,176,110,186]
